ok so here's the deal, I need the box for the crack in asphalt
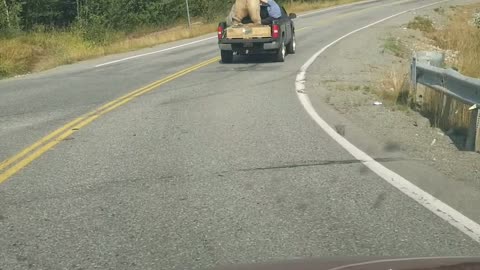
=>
[233,157,416,172]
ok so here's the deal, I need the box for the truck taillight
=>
[218,26,224,40]
[272,24,280,39]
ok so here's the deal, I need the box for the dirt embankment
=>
[310,2,480,188]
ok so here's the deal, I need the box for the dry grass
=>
[0,31,101,76]
[375,4,479,139]
[0,39,36,76]
[421,88,471,133]
[0,23,216,78]
[377,68,411,108]
[407,16,435,33]
[429,4,480,78]
[377,68,472,135]
[417,3,480,134]
[105,23,217,55]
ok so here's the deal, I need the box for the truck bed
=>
[226,24,272,39]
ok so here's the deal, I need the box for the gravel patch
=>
[308,2,480,189]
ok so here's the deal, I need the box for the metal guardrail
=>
[410,52,480,152]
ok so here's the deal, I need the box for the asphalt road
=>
[1,0,480,269]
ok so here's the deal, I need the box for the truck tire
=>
[287,32,296,54]
[275,41,286,62]
[221,50,233,63]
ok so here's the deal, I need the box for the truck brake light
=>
[218,26,224,40]
[272,24,280,39]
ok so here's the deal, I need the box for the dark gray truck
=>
[217,6,296,63]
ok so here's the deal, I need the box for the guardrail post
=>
[411,55,423,107]
[466,106,480,152]
[477,111,480,153]
[413,52,445,108]
[411,56,417,90]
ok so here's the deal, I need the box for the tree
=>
[19,0,78,30]
[3,0,11,28]
[0,0,21,32]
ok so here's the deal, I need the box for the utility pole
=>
[2,0,11,28]
[185,0,191,28]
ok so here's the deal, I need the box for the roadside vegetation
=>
[383,36,407,58]
[0,0,362,79]
[429,8,480,77]
[378,35,409,109]
[406,16,435,33]
[378,4,480,143]
[433,7,445,15]
[422,6,480,133]
[0,23,218,77]
[378,68,410,109]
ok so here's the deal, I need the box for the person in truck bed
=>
[260,0,282,25]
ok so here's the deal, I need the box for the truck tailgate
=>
[226,25,272,39]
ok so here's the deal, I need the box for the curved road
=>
[1,0,480,269]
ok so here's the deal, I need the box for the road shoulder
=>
[306,1,480,224]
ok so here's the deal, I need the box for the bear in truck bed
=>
[225,0,268,26]
[227,0,262,25]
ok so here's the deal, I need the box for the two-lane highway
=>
[1,0,480,269]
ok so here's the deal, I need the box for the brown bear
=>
[231,0,261,25]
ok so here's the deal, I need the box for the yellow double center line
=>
[0,56,220,184]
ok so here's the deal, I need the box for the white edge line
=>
[94,0,383,68]
[95,36,216,67]
[295,0,480,244]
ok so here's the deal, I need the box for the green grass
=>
[0,23,217,78]
[0,31,101,78]
[407,16,435,33]
[433,7,445,14]
[383,36,406,57]
[363,85,371,91]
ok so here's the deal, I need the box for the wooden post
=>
[466,108,479,152]
[475,109,480,153]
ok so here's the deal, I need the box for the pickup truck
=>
[217,6,296,63]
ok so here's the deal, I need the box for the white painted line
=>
[295,0,480,243]
[95,36,216,68]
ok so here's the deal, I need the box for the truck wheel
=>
[275,42,286,62]
[221,50,233,63]
[287,32,296,54]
